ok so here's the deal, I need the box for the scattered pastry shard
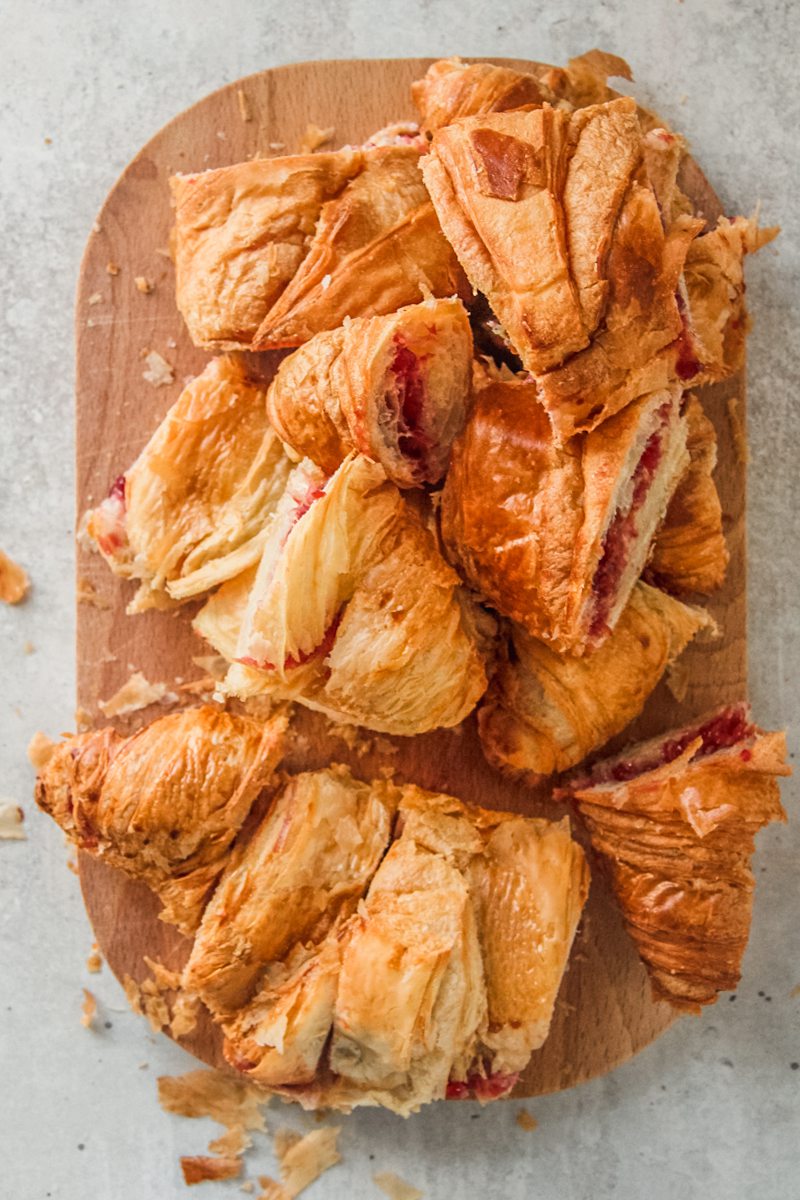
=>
[170,149,363,349]
[566,703,790,1010]
[85,356,293,610]
[478,582,714,782]
[0,548,30,604]
[412,56,560,134]
[34,706,286,934]
[647,395,730,596]
[440,376,689,654]
[197,454,494,734]
[266,297,473,487]
[422,98,704,439]
[253,146,468,348]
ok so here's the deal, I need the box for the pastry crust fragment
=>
[478,582,714,782]
[567,703,789,1010]
[648,395,729,596]
[253,146,468,349]
[34,706,286,934]
[266,297,473,487]
[85,356,292,610]
[411,57,560,134]
[170,150,363,349]
[196,454,493,734]
[441,377,689,654]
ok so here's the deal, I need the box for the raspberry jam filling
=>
[446,1071,520,1101]
[93,474,128,557]
[239,614,341,674]
[674,292,703,381]
[389,337,432,477]
[589,408,669,639]
[590,704,754,784]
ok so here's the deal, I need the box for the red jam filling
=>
[390,337,432,476]
[592,704,754,784]
[446,1071,519,1101]
[94,474,127,556]
[589,410,668,639]
[673,292,703,381]
[239,613,341,674]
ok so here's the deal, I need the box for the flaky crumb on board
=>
[275,1126,341,1197]
[86,943,102,973]
[81,988,98,1029]
[170,991,200,1039]
[0,549,30,604]
[74,707,94,732]
[181,1155,242,1185]
[373,1170,424,1200]
[77,575,111,609]
[515,1107,538,1132]
[27,730,56,770]
[665,659,690,704]
[727,395,749,465]
[142,349,175,387]
[299,122,335,152]
[135,276,154,294]
[98,671,175,717]
[237,88,253,122]
[106,261,120,275]
[0,803,26,841]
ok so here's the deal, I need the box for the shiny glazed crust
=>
[266,297,473,487]
[33,706,286,935]
[478,582,713,782]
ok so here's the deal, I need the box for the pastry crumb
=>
[98,671,175,717]
[373,1170,424,1200]
[0,549,30,604]
[237,88,253,122]
[181,1155,241,1185]
[77,576,111,609]
[142,349,175,387]
[299,122,335,153]
[665,659,690,704]
[88,292,103,305]
[727,395,749,465]
[209,1125,251,1157]
[143,955,182,991]
[66,853,79,875]
[241,1184,255,1195]
[86,943,103,974]
[515,1107,538,1132]
[106,261,120,276]
[257,1179,290,1200]
[81,988,98,1029]
[135,275,154,294]
[268,141,285,151]
[157,1068,268,1133]
[275,1126,341,1197]
[23,640,35,654]
[27,730,56,770]
[75,707,94,732]
[170,991,201,1039]
[789,984,800,999]
[0,802,26,841]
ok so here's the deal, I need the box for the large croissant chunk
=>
[566,703,789,1010]
[34,706,286,934]
[266,297,473,487]
[478,582,713,782]
[441,376,689,654]
[85,356,293,610]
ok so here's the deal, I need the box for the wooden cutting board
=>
[74,58,747,1098]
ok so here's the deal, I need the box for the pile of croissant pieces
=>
[38,52,791,1114]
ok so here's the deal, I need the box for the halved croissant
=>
[253,146,468,349]
[647,395,729,596]
[422,99,703,438]
[85,356,292,611]
[266,297,473,487]
[478,581,713,783]
[566,703,790,1010]
[34,706,286,935]
[441,376,689,655]
[195,454,494,735]
[170,150,363,349]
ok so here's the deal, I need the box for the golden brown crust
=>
[85,356,292,610]
[266,298,473,487]
[478,582,713,782]
[411,57,559,134]
[34,706,286,934]
[170,151,363,349]
[648,395,729,595]
[253,147,468,348]
[440,378,688,654]
[569,711,789,1010]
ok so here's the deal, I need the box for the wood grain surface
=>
[74,58,747,1099]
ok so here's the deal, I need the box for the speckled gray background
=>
[1,1,798,1197]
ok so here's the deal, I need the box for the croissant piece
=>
[253,146,468,349]
[441,377,689,654]
[34,706,286,935]
[567,702,790,1010]
[85,356,292,611]
[195,454,493,734]
[170,150,363,349]
[478,581,713,783]
[411,56,559,134]
[684,215,779,384]
[647,395,729,596]
[266,297,473,487]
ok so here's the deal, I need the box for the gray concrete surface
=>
[0,1,797,1197]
